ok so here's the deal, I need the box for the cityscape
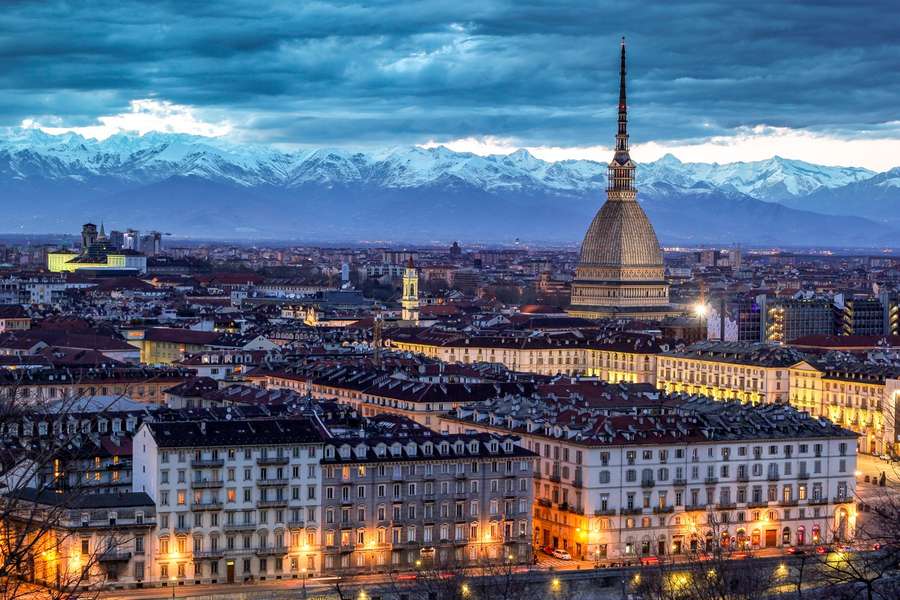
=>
[1,3,899,600]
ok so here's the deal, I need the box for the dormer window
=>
[325,446,335,459]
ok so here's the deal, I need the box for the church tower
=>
[401,257,420,323]
[568,39,677,320]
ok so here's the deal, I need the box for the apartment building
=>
[441,395,857,562]
[319,429,535,574]
[388,330,663,382]
[4,489,156,590]
[247,364,538,429]
[0,366,193,406]
[132,418,327,585]
[790,360,900,455]
[656,342,804,404]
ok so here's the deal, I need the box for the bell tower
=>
[401,257,420,323]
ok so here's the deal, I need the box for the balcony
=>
[797,472,810,480]
[641,479,655,488]
[549,474,561,483]
[537,498,552,508]
[684,504,705,511]
[257,456,289,466]
[532,472,542,481]
[287,521,306,530]
[191,501,223,511]
[257,499,288,509]
[672,478,687,487]
[593,509,616,517]
[191,479,224,489]
[191,458,224,469]
[223,522,258,532]
[716,503,736,510]
[619,507,642,516]
[780,499,799,507]
[572,478,583,489]
[653,506,674,514]
[704,477,719,485]
[767,474,780,482]
[98,550,132,562]
[258,478,289,487]
[808,498,828,505]
[832,496,852,505]
[193,550,224,560]
[736,474,750,483]
[255,546,288,557]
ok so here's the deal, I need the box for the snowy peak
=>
[0,129,887,200]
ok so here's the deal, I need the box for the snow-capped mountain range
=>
[0,129,897,246]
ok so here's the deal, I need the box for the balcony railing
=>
[673,478,687,486]
[797,472,810,480]
[223,522,257,531]
[653,506,674,514]
[619,507,642,516]
[98,550,132,562]
[258,478,289,487]
[191,458,225,468]
[191,480,224,489]
[257,456,289,466]
[736,474,750,482]
[594,509,616,517]
[255,546,288,557]
[193,550,224,559]
[704,477,719,485]
[641,479,655,488]
[767,474,780,481]
[191,501,223,511]
[257,499,288,509]
[287,521,306,530]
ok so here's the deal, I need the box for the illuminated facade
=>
[656,342,801,405]
[388,331,661,382]
[319,434,534,573]
[3,489,156,589]
[47,222,148,274]
[442,397,857,562]
[400,257,420,324]
[133,419,326,585]
[124,327,223,365]
[790,360,900,455]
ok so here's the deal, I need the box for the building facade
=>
[441,397,857,562]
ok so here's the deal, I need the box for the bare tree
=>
[0,374,142,600]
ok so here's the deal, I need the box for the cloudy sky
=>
[3,0,900,168]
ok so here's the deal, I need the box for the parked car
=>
[552,548,572,560]
[542,545,556,556]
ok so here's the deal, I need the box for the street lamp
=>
[169,574,176,600]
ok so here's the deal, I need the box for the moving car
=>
[552,548,572,560]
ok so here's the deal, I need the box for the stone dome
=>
[578,200,663,268]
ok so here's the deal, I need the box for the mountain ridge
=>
[0,129,897,246]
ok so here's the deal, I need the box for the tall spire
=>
[616,37,629,154]
[608,37,635,200]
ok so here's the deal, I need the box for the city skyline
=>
[2,1,900,169]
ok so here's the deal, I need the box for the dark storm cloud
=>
[1,0,898,146]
